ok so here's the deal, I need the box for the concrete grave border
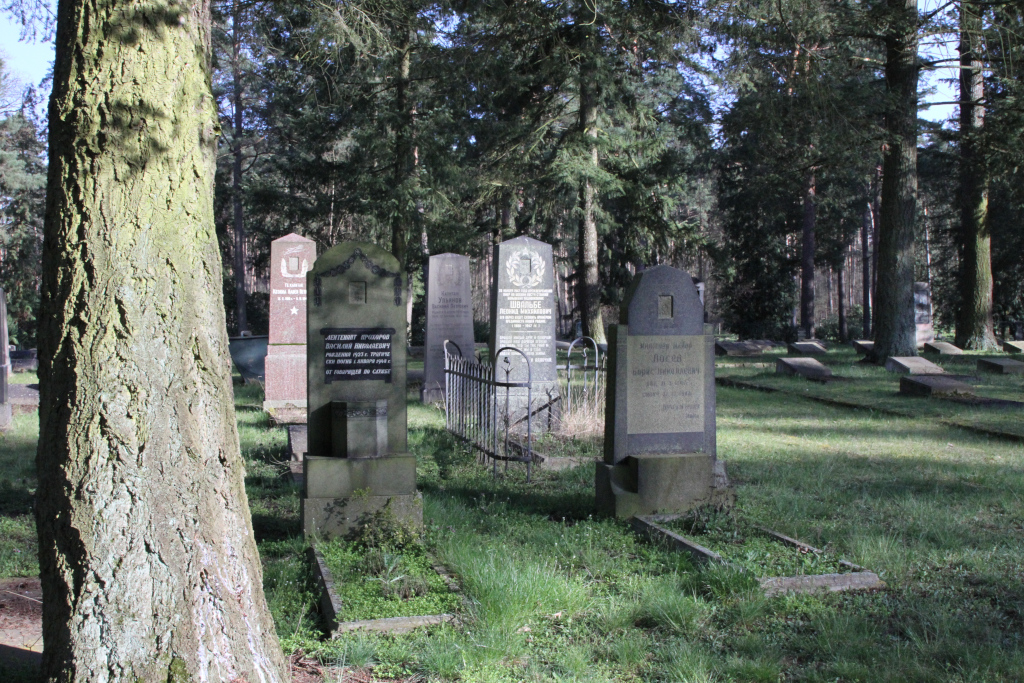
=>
[310,547,466,635]
[631,515,884,597]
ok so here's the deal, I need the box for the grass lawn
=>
[3,363,1024,681]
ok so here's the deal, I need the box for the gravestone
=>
[302,241,420,538]
[715,341,761,357]
[914,282,934,347]
[0,288,9,430]
[422,253,475,403]
[597,265,731,518]
[264,234,317,423]
[489,236,558,422]
[852,340,874,355]
[977,358,1024,375]
[923,341,963,355]
[899,375,974,398]
[1004,341,1024,354]
[776,357,832,380]
[788,341,827,356]
[884,356,945,375]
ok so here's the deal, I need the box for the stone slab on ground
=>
[977,357,1024,375]
[900,375,975,398]
[1004,340,1024,354]
[715,341,762,357]
[884,356,946,375]
[923,341,963,355]
[776,357,832,380]
[0,577,42,670]
[761,572,885,597]
[788,341,827,355]
[852,340,874,355]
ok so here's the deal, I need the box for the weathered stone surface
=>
[423,253,475,403]
[977,357,1024,375]
[1003,341,1024,354]
[900,375,975,397]
[715,341,762,357]
[852,340,874,355]
[489,236,558,420]
[760,572,885,597]
[303,241,417,537]
[265,234,317,420]
[923,341,963,355]
[884,356,946,375]
[776,357,832,379]
[788,341,827,355]
[598,265,729,518]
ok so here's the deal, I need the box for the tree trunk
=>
[954,1,997,350]
[231,0,248,335]
[577,71,606,344]
[861,199,872,338]
[800,173,816,339]
[36,0,287,680]
[837,262,848,342]
[391,29,413,268]
[873,0,920,359]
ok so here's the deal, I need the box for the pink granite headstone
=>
[264,233,316,422]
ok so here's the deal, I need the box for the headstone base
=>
[264,400,308,425]
[421,385,444,404]
[595,453,733,518]
[301,493,423,539]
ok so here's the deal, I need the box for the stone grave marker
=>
[899,375,974,398]
[852,340,874,355]
[1004,341,1024,354]
[0,287,9,430]
[264,233,317,423]
[302,241,420,537]
[715,341,762,357]
[489,235,558,422]
[422,253,475,403]
[915,282,935,347]
[788,341,827,356]
[776,357,832,380]
[923,341,963,355]
[977,358,1024,375]
[597,265,731,518]
[884,356,945,375]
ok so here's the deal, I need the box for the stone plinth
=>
[899,375,974,398]
[852,340,874,355]
[422,254,475,403]
[264,233,316,422]
[1003,341,1024,354]
[884,356,945,375]
[598,265,731,518]
[302,241,417,537]
[977,358,1024,375]
[715,341,762,357]
[788,341,827,356]
[489,236,558,423]
[776,357,832,380]
[923,341,963,355]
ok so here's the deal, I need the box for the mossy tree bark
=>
[36,0,288,680]
[953,0,997,350]
[873,0,919,360]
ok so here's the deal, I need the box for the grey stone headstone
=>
[923,341,962,355]
[489,236,558,417]
[788,341,827,356]
[715,341,762,357]
[776,357,832,379]
[1002,341,1023,354]
[598,265,728,517]
[422,253,475,403]
[884,356,945,375]
[852,340,874,355]
[900,375,974,398]
[977,357,1024,375]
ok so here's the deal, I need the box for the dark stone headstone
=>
[715,341,761,357]
[852,340,874,355]
[776,357,832,380]
[923,341,962,356]
[597,265,731,518]
[900,375,974,398]
[1003,341,1024,354]
[422,254,475,403]
[788,341,827,356]
[489,236,558,421]
[884,356,945,375]
[977,358,1024,375]
[265,233,317,423]
[0,288,10,430]
[302,241,420,538]
[915,282,934,347]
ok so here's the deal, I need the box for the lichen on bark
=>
[36,0,288,680]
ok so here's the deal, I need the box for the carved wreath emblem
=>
[505,247,544,288]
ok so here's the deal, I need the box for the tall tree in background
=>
[872,0,920,359]
[36,0,287,678]
[229,0,249,334]
[953,0,997,349]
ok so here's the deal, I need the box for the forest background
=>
[1,0,1023,351]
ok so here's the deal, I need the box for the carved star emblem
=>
[290,306,298,315]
